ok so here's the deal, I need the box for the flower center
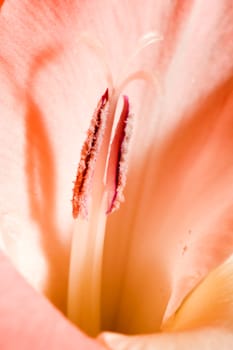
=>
[67,87,132,336]
[67,32,161,337]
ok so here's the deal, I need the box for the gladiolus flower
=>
[1,0,233,349]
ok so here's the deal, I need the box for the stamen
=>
[68,31,160,337]
[68,90,132,336]
[106,96,132,214]
[72,89,108,219]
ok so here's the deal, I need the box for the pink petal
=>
[1,0,233,337]
[0,252,104,350]
[0,0,88,308]
[101,0,233,333]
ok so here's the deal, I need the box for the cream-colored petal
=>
[163,254,233,331]
[99,328,233,350]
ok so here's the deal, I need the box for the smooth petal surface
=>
[1,0,233,338]
[0,251,105,350]
[163,254,233,331]
[102,0,233,333]
[0,0,87,311]
[99,328,233,350]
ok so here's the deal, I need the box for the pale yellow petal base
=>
[99,255,233,349]
[163,254,233,331]
[99,328,233,350]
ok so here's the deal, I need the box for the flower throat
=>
[67,32,161,336]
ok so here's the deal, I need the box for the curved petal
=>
[102,0,233,333]
[163,254,233,331]
[0,251,104,350]
[0,0,88,310]
[99,328,233,350]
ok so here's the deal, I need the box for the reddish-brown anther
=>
[106,95,132,214]
[72,88,133,219]
[72,89,109,219]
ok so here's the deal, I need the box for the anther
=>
[72,89,109,218]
